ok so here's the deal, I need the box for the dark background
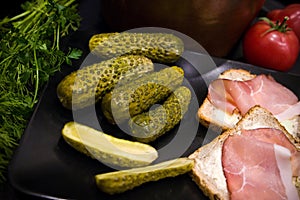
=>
[0,0,300,199]
[1,0,299,73]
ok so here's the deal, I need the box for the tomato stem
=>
[259,16,291,33]
[277,16,289,31]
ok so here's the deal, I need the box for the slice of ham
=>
[208,74,300,120]
[275,101,300,122]
[222,128,300,200]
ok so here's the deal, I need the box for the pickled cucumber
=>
[129,86,191,143]
[61,121,158,168]
[101,66,184,124]
[89,32,184,63]
[88,32,118,45]
[57,55,154,110]
[95,157,194,194]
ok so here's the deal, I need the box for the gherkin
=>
[129,86,191,143]
[57,55,154,110]
[61,121,158,168]
[101,66,184,124]
[95,157,194,194]
[89,32,184,63]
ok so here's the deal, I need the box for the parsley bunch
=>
[0,0,82,183]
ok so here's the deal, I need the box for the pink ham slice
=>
[208,74,300,120]
[222,128,300,200]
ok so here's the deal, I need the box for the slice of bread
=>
[198,68,300,143]
[189,105,300,200]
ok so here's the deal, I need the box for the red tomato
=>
[243,17,299,71]
[267,4,300,41]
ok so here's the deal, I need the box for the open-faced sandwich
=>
[198,68,300,143]
[190,105,300,200]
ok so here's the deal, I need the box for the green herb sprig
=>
[0,0,82,184]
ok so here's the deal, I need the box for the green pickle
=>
[61,121,158,168]
[129,86,191,143]
[101,66,184,124]
[89,32,184,63]
[95,157,194,194]
[57,55,154,110]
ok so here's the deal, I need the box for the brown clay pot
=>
[100,0,265,57]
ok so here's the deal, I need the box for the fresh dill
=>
[0,0,82,183]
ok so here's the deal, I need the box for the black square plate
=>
[8,49,300,199]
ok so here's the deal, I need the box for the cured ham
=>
[275,101,300,122]
[222,128,300,200]
[208,74,300,120]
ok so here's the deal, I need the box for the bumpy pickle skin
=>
[101,66,184,124]
[56,55,154,110]
[129,86,191,143]
[94,157,194,194]
[61,121,158,168]
[89,32,184,63]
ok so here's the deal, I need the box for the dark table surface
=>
[1,0,300,199]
